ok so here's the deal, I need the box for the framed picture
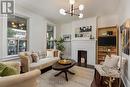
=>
[80,26,92,32]
[120,19,130,55]
[63,34,71,42]
[74,25,93,39]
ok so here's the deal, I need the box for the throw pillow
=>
[111,54,121,68]
[47,50,54,58]
[31,52,40,62]
[1,66,18,76]
[54,51,58,57]
[0,63,18,77]
[24,52,33,63]
[38,52,46,59]
[0,63,7,75]
[103,55,119,68]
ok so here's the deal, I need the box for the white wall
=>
[0,15,7,58]
[0,17,3,58]
[60,23,72,58]
[60,22,72,37]
[118,0,130,86]
[119,0,130,25]
[97,14,119,28]
[0,5,55,59]
[56,24,61,38]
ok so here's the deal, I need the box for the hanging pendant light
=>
[59,0,84,18]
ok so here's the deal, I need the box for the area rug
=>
[39,66,94,87]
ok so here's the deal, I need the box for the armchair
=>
[94,55,126,87]
[0,69,41,87]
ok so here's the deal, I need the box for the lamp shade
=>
[59,0,84,18]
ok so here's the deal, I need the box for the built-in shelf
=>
[96,26,119,64]
[98,35,116,37]
[98,50,116,53]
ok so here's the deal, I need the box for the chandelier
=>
[59,0,84,18]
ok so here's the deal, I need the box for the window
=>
[7,15,28,55]
[46,25,55,49]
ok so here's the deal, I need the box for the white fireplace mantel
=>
[71,39,96,66]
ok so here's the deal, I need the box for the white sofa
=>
[20,50,61,72]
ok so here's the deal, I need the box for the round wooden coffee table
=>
[52,59,76,81]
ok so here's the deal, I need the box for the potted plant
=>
[55,37,65,58]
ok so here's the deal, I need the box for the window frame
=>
[46,24,56,49]
[7,14,29,57]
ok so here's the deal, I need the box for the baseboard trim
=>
[87,64,95,69]
[76,63,94,69]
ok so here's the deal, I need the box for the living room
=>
[0,0,130,87]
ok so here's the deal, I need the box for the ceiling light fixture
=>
[59,0,84,18]
[69,0,75,5]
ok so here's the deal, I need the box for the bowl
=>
[58,59,72,65]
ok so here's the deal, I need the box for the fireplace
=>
[78,50,87,67]
[71,40,96,66]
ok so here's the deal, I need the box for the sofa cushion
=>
[38,51,46,59]
[103,55,119,68]
[30,57,59,70]
[95,65,120,77]
[111,54,127,69]
[30,63,41,70]
[38,57,59,64]
[111,55,121,68]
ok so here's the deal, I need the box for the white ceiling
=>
[15,0,119,24]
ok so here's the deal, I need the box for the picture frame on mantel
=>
[74,25,93,39]
[63,34,71,42]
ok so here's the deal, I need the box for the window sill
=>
[0,55,20,62]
